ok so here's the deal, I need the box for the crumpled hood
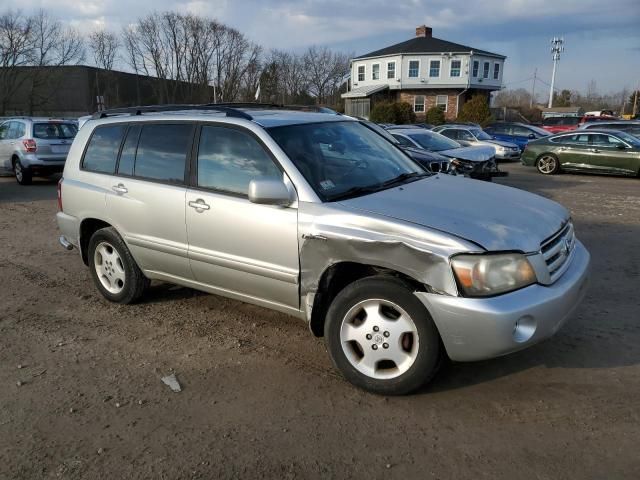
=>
[339,174,569,252]
[438,145,495,162]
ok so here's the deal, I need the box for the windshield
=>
[268,121,426,201]
[407,131,460,151]
[470,128,492,140]
[33,122,77,139]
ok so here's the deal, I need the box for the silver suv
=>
[57,105,590,395]
[0,118,78,184]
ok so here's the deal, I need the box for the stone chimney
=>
[415,25,432,38]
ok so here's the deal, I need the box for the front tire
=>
[14,159,32,185]
[88,227,149,304]
[536,154,560,175]
[324,276,441,395]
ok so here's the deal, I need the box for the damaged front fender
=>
[298,201,481,322]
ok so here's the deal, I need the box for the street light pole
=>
[548,37,564,108]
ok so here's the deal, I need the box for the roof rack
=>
[91,104,253,120]
[212,102,339,114]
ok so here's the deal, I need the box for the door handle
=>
[188,199,210,211]
[559,147,568,151]
[590,148,600,153]
[112,183,128,194]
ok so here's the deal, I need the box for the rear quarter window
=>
[82,125,126,174]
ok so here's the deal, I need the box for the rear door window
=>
[134,124,192,184]
[196,125,281,195]
[82,125,126,174]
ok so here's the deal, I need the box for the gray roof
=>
[341,85,389,99]
[354,36,505,60]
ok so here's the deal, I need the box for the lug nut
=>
[372,344,378,350]
[383,343,389,349]
[383,331,390,337]
[366,334,372,340]
[373,326,379,332]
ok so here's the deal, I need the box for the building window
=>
[493,62,500,80]
[357,65,365,82]
[436,95,448,112]
[372,63,380,80]
[483,61,490,79]
[450,59,461,77]
[472,60,479,77]
[414,95,425,113]
[387,61,395,79]
[429,60,440,77]
[408,60,419,78]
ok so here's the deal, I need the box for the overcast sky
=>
[14,0,640,98]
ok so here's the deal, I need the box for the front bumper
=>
[415,240,590,362]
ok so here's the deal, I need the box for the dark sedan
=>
[522,129,640,176]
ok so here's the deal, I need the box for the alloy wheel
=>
[537,155,557,174]
[340,299,419,380]
[94,241,126,294]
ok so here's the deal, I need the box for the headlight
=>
[451,253,537,297]
[496,146,505,152]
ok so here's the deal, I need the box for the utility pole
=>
[634,87,639,117]
[548,37,564,108]
[530,68,537,108]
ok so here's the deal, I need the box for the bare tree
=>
[89,29,119,70]
[303,46,350,104]
[27,9,84,113]
[0,11,33,114]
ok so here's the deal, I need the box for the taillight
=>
[23,139,37,153]
[57,178,63,212]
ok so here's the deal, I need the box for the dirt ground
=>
[1,164,639,479]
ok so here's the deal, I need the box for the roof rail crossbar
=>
[91,104,253,120]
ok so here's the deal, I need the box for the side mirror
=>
[528,133,536,139]
[616,143,627,150]
[248,179,292,206]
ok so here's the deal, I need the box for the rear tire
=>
[324,276,441,395]
[536,154,560,175]
[88,227,149,304]
[14,159,32,185]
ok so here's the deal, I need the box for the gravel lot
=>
[1,164,639,479]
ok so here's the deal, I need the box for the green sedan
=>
[522,129,640,176]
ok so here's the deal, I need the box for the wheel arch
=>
[79,218,113,265]
[308,261,427,337]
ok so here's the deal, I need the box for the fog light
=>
[513,315,536,343]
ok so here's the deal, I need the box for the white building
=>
[342,25,506,120]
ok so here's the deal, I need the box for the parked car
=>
[389,128,506,180]
[578,120,640,137]
[577,115,618,128]
[57,105,590,395]
[432,124,521,161]
[484,122,549,151]
[361,121,451,174]
[541,116,580,134]
[0,117,78,184]
[522,129,640,176]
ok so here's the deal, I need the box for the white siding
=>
[350,53,505,92]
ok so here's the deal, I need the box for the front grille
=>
[540,221,576,282]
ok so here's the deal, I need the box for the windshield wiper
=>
[326,171,430,202]
[378,171,430,189]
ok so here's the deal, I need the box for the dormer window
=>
[493,63,500,80]
[357,65,365,82]
[408,60,419,78]
[450,60,461,77]
[472,60,479,77]
[429,60,440,77]
[483,62,490,79]
[372,63,380,80]
[387,61,396,79]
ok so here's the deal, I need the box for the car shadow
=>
[0,176,60,203]
[138,282,207,304]
[417,219,640,394]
